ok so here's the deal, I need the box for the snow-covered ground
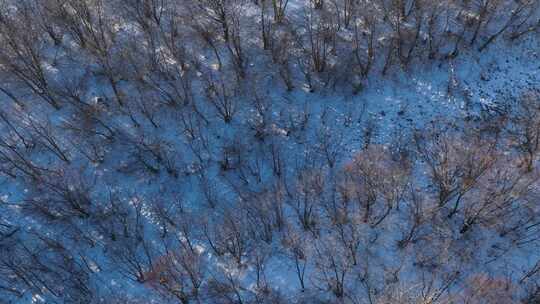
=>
[0,0,539,303]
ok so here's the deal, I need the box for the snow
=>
[0,0,539,302]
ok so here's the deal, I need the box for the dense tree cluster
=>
[0,0,539,303]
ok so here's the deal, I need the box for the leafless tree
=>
[302,7,337,73]
[145,247,206,304]
[0,2,60,109]
[478,0,539,51]
[104,195,161,283]
[204,208,253,265]
[272,0,289,23]
[312,235,353,299]
[343,145,410,225]
[55,0,127,107]
[288,166,325,232]
[506,92,540,173]
[353,8,377,78]
[0,230,92,302]
[281,224,311,292]
[204,74,240,123]
[414,127,498,216]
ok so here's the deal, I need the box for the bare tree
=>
[288,166,325,232]
[414,127,498,216]
[204,208,253,265]
[104,195,160,284]
[272,0,289,23]
[145,247,206,304]
[281,224,311,292]
[0,230,92,302]
[302,7,337,73]
[506,92,540,173]
[478,0,539,51]
[0,2,61,109]
[353,8,377,78]
[204,74,240,123]
[343,145,410,225]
